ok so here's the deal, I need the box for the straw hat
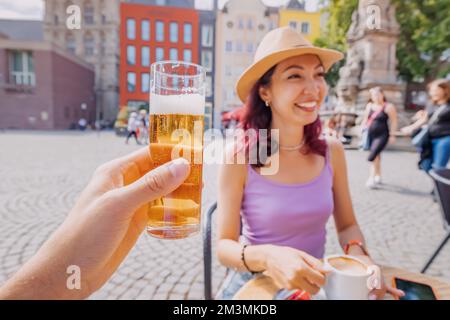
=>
[236,27,344,103]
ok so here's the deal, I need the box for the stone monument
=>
[336,0,406,113]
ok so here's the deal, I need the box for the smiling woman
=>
[215,27,403,300]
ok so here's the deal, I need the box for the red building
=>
[120,2,199,110]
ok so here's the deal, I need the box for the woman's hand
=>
[400,126,414,136]
[388,135,397,145]
[0,148,191,299]
[263,246,330,295]
[350,255,405,300]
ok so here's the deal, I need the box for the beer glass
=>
[148,61,205,239]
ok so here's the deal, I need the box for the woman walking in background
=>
[360,87,398,189]
[401,79,450,171]
[125,112,140,145]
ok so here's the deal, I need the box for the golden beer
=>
[147,86,205,239]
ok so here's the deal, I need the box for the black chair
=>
[203,201,217,300]
[421,168,450,273]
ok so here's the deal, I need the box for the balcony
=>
[1,72,36,93]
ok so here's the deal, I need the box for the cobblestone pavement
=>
[0,131,449,300]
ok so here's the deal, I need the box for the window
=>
[156,21,164,42]
[102,15,106,24]
[236,41,242,53]
[170,22,178,43]
[225,41,232,52]
[247,42,253,53]
[141,73,150,93]
[183,23,192,44]
[169,48,178,60]
[204,102,212,130]
[201,24,213,47]
[141,20,150,41]
[66,33,76,54]
[127,72,136,92]
[156,47,164,61]
[238,18,244,29]
[247,19,253,30]
[289,21,297,30]
[206,76,212,97]
[183,49,192,62]
[128,100,148,109]
[99,32,106,55]
[127,45,136,65]
[301,22,310,34]
[127,19,136,40]
[9,50,35,86]
[84,3,94,25]
[84,34,95,56]
[54,15,59,25]
[141,46,150,67]
[201,51,212,71]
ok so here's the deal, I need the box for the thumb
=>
[116,158,190,208]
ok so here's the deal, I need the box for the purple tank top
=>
[241,146,334,258]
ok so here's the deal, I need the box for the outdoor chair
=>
[421,168,450,273]
[203,201,217,300]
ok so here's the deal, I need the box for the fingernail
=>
[168,158,190,178]
[369,294,377,300]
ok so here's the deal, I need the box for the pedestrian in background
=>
[401,79,450,172]
[360,87,398,189]
[138,109,149,145]
[125,112,140,145]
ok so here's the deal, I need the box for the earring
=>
[265,101,270,107]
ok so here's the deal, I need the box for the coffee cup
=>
[323,255,373,300]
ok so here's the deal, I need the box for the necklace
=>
[279,139,305,151]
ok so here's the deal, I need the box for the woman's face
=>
[429,84,446,103]
[259,54,327,127]
[369,88,384,104]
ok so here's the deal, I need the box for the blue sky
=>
[0,0,320,20]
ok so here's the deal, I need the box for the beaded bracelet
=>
[241,244,256,274]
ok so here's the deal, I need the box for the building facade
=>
[0,20,96,130]
[214,0,278,129]
[43,0,121,125]
[119,1,200,114]
[198,6,217,130]
[279,0,321,43]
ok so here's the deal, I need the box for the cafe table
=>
[233,266,450,300]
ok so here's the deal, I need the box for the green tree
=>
[393,0,450,83]
[314,0,358,87]
[316,0,450,86]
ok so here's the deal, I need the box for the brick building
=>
[0,20,96,130]
[119,1,199,113]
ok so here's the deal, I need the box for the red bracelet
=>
[344,240,369,256]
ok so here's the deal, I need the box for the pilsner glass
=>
[147,61,205,239]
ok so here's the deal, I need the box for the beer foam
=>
[150,94,205,115]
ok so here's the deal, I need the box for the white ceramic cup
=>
[323,254,372,300]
